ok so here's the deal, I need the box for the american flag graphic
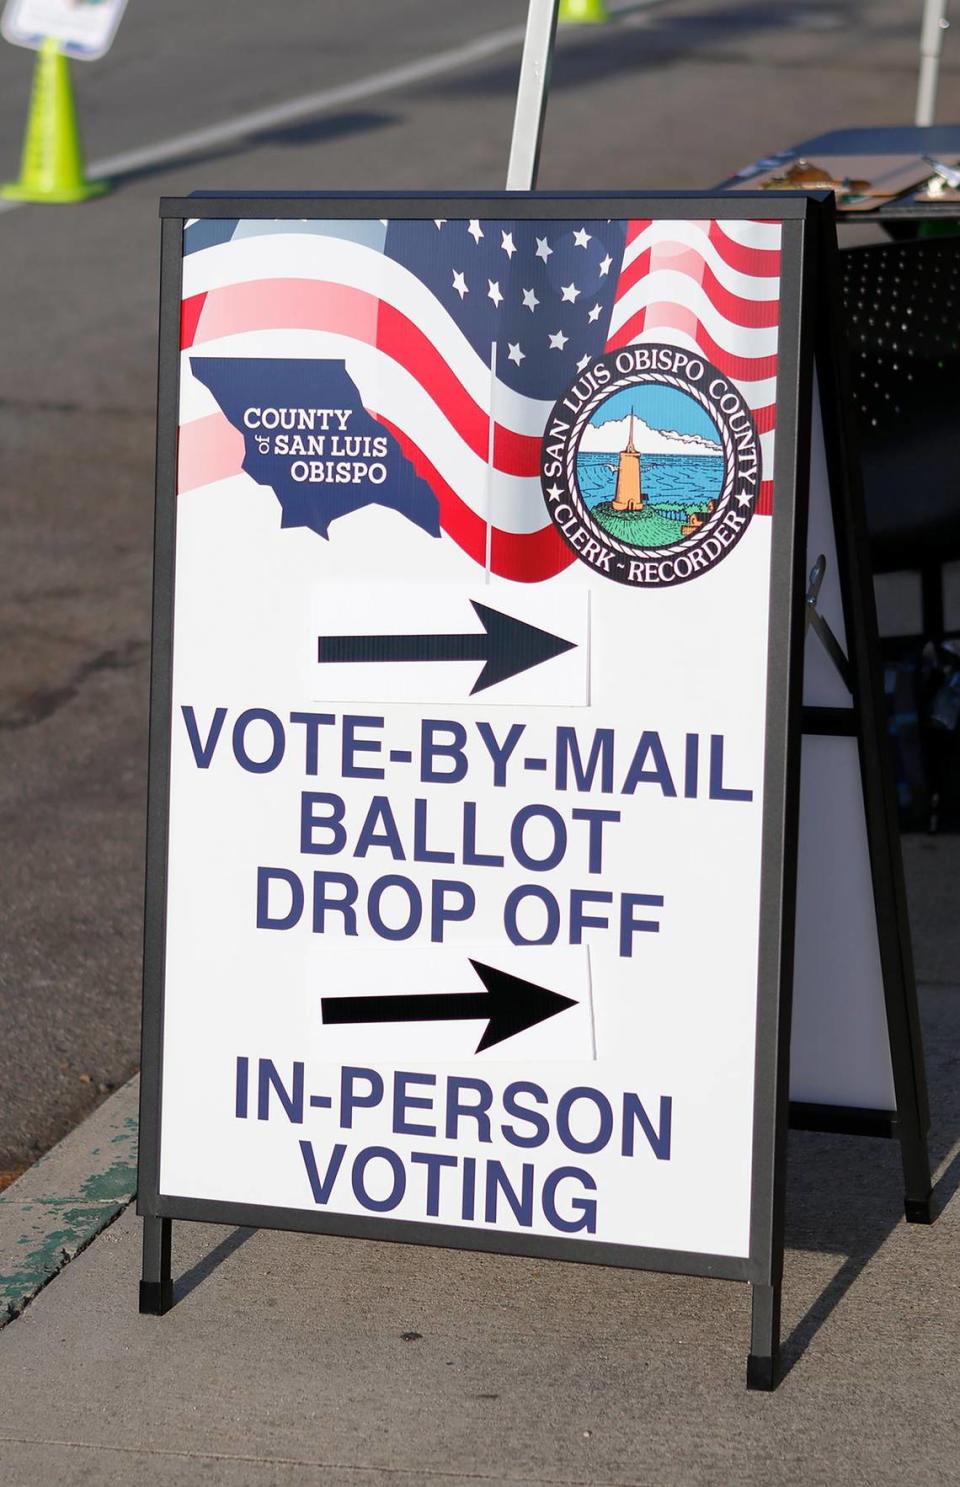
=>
[177,215,780,582]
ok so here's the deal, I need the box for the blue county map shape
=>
[191,357,440,540]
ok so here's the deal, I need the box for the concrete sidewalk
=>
[0,840,958,1485]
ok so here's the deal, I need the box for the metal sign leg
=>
[747,1280,782,1390]
[506,0,561,190]
[140,1215,173,1315]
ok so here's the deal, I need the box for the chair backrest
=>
[840,236,960,433]
[839,236,960,568]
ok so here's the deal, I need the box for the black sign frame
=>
[137,191,931,1391]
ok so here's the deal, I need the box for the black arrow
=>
[317,600,576,695]
[321,959,577,1053]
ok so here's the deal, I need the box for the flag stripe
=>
[609,269,780,349]
[620,232,781,308]
[377,414,577,583]
[177,217,781,582]
[609,302,779,381]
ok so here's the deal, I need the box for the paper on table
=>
[730,154,940,211]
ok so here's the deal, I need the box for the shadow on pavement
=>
[780,982,960,1378]
[173,1225,256,1305]
[420,0,868,101]
[103,110,399,192]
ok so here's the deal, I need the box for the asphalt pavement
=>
[0,0,953,1172]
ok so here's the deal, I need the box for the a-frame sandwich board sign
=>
[137,189,933,1391]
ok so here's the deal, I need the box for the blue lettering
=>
[300,792,346,855]
[340,1066,384,1127]
[421,718,468,783]
[484,1161,534,1227]
[462,800,504,867]
[299,1139,347,1203]
[257,1059,304,1123]
[571,808,620,872]
[181,705,226,768]
[393,1071,437,1136]
[368,875,422,941]
[351,1146,406,1212]
[570,888,613,943]
[411,1151,457,1216]
[342,715,384,779]
[504,884,560,946]
[312,871,358,935]
[555,727,613,793]
[542,1167,597,1234]
[290,711,335,775]
[413,798,454,863]
[501,1081,549,1148]
[356,796,405,859]
[233,708,285,773]
[445,1077,492,1142]
[709,735,753,801]
[430,879,475,941]
[256,867,304,930]
[620,892,663,956]
[510,803,567,872]
[621,731,677,796]
[622,1094,672,1160]
[556,1086,613,1154]
[476,720,525,786]
[684,732,699,798]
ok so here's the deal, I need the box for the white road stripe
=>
[0,1,662,215]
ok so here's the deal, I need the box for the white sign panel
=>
[152,208,790,1266]
[2,0,128,59]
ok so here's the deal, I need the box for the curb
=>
[0,1076,139,1326]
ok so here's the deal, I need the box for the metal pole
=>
[506,0,561,190]
[916,0,950,127]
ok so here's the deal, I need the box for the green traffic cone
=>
[2,37,107,203]
[558,0,611,23]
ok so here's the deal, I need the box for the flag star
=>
[434,219,447,229]
[467,219,484,243]
[573,227,592,248]
[521,287,539,312]
[452,270,468,300]
[507,341,525,366]
[501,230,516,259]
[561,282,581,303]
[535,236,553,262]
[598,254,613,277]
[587,302,602,322]
[549,330,568,350]
[546,483,563,501]
[576,354,591,372]
[487,279,504,307]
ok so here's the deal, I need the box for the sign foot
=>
[140,1215,173,1314]
[905,1194,935,1224]
[139,1279,173,1315]
[746,1352,778,1391]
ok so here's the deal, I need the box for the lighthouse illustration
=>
[610,411,644,512]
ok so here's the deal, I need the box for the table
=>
[721,124,960,226]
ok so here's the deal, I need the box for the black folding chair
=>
[840,236,960,828]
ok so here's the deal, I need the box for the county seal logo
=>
[540,345,761,587]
